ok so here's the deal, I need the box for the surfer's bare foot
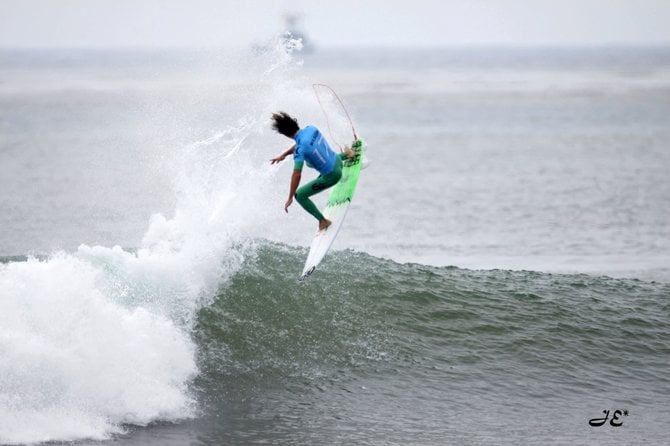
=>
[319,219,332,231]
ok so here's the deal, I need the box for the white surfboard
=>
[300,139,364,280]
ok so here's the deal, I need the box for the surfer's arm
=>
[285,168,302,212]
[271,143,296,164]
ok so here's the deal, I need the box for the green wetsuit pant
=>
[295,155,344,221]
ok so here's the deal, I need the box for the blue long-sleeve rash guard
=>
[293,126,337,175]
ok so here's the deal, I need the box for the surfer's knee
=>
[294,190,306,205]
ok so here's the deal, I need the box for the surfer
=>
[270,111,354,231]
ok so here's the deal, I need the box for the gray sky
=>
[1,0,669,48]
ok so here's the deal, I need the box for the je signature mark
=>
[589,409,629,427]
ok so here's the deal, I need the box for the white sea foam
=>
[0,255,196,444]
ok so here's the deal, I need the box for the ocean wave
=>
[195,241,670,401]
[3,240,669,444]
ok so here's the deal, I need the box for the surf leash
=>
[312,83,358,151]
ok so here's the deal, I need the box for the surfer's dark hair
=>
[271,112,300,137]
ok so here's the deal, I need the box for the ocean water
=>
[1,42,669,445]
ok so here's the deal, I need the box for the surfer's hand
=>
[343,145,355,159]
[284,197,293,212]
[270,154,285,164]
